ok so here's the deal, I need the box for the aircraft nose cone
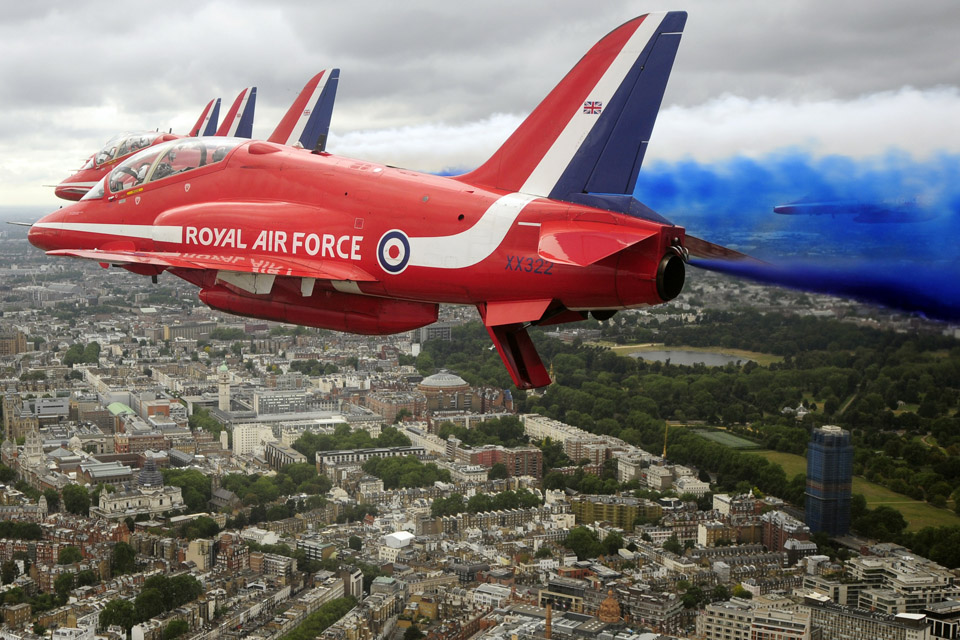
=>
[28,209,66,251]
[55,170,97,201]
[27,223,44,250]
[54,186,81,201]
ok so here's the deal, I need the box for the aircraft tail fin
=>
[216,87,257,138]
[189,98,221,137]
[457,11,686,201]
[268,69,340,151]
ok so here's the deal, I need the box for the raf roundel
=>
[377,229,411,274]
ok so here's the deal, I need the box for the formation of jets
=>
[31,11,760,388]
[54,71,338,201]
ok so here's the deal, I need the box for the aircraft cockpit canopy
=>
[102,137,246,195]
[83,131,163,169]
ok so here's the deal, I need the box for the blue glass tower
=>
[805,425,854,535]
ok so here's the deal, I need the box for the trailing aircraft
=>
[54,95,231,201]
[29,12,743,389]
[54,69,340,202]
[774,196,937,224]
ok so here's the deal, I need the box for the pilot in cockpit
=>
[153,148,177,180]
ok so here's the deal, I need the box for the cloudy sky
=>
[2,0,959,209]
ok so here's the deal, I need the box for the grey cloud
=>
[1,0,959,206]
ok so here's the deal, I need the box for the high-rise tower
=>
[218,364,231,412]
[805,425,854,535]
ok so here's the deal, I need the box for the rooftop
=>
[419,370,468,388]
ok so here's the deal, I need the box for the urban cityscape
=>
[1,221,960,640]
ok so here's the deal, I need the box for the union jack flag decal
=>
[583,100,602,114]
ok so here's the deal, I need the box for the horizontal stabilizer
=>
[685,235,762,263]
[538,220,657,266]
[45,248,377,283]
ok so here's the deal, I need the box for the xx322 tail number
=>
[505,255,553,274]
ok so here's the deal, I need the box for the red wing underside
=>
[45,249,377,282]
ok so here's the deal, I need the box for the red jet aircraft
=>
[55,97,222,201]
[55,68,340,201]
[30,12,739,389]
[54,88,261,201]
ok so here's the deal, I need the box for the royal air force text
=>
[184,227,362,260]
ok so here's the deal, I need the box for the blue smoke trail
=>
[632,150,960,319]
[692,258,960,321]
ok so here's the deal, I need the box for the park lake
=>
[629,349,756,366]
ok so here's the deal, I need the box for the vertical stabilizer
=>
[216,87,257,138]
[189,98,218,137]
[457,12,686,201]
[189,98,222,137]
[268,69,340,151]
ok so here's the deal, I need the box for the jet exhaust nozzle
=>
[657,253,685,301]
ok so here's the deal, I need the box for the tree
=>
[711,584,731,602]
[135,588,166,623]
[488,463,509,480]
[662,535,682,555]
[681,585,705,609]
[467,493,494,513]
[601,531,624,556]
[854,505,908,539]
[76,570,97,588]
[564,526,601,560]
[58,546,83,565]
[100,599,137,633]
[163,469,213,514]
[112,542,137,575]
[543,471,567,491]
[431,493,465,517]
[415,352,435,376]
[731,584,753,599]
[362,456,450,489]
[188,408,224,437]
[164,619,189,640]
[54,573,75,601]
[43,488,60,512]
[62,484,90,516]
[404,626,425,640]
[348,536,363,551]
[1,561,18,585]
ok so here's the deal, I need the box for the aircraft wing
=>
[268,69,340,151]
[45,248,377,283]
